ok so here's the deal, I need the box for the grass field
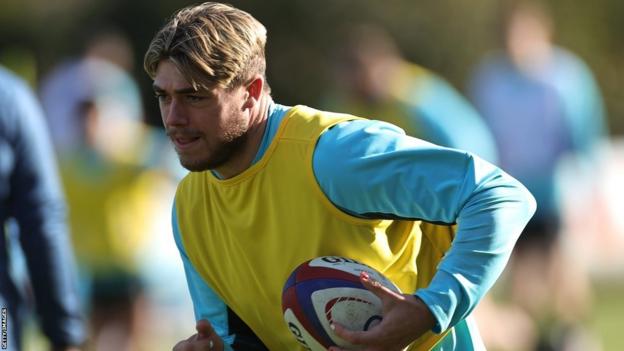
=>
[592,280,624,350]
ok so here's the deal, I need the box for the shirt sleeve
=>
[312,119,536,333]
[4,73,85,346]
[556,53,608,155]
[171,201,236,349]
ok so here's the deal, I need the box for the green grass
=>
[592,280,624,350]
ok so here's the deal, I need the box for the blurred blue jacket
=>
[469,48,607,219]
[0,65,85,350]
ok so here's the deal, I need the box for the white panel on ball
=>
[311,287,383,348]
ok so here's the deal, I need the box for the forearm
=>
[18,207,85,346]
[313,119,535,334]
[416,174,535,332]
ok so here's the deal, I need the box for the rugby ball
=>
[281,256,401,350]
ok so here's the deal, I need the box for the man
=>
[468,1,606,349]
[144,3,535,350]
[0,65,84,350]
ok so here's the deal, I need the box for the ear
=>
[243,75,264,109]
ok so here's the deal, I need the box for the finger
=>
[196,319,215,339]
[174,337,210,351]
[192,338,216,351]
[197,320,226,350]
[173,339,188,351]
[360,271,402,303]
[330,321,371,345]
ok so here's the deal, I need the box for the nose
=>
[162,99,187,127]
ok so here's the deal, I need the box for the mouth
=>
[171,134,201,151]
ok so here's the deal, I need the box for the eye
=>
[154,93,170,103]
[185,95,206,103]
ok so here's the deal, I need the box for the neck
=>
[214,94,272,179]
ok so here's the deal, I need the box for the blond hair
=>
[144,2,268,91]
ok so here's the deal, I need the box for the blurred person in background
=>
[38,28,189,350]
[39,29,145,161]
[325,24,498,164]
[468,1,608,350]
[0,64,85,351]
[39,28,186,180]
[57,97,150,351]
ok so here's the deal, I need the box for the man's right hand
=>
[173,319,225,351]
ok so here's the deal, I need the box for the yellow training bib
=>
[175,105,452,350]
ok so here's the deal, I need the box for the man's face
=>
[506,10,552,66]
[153,60,250,172]
[342,51,395,103]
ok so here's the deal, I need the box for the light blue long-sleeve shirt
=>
[172,102,535,350]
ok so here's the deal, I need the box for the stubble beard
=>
[177,117,249,173]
